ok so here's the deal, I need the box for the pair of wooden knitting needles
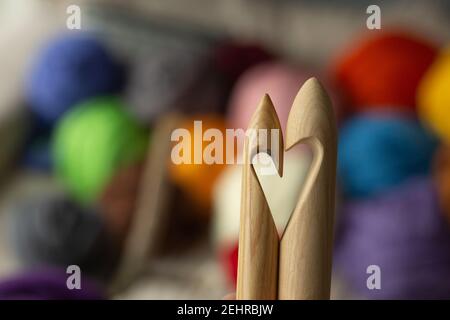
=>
[237,78,337,300]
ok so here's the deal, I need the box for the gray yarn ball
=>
[125,45,221,124]
[9,194,116,279]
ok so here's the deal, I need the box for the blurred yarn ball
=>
[9,195,116,280]
[212,151,311,286]
[168,115,231,213]
[432,145,450,223]
[25,32,125,123]
[228,62,311,134]
[0,268,104,300]
[228,62,341,143]
[99,161,143,245]
[418,47,450,142]
[219,240,239,288]
[213,42,274,83]
[53,97,148,203]
[334,177,450,299]
[125,45,221,124]
[338,112,437,198]
[331,30,437,112]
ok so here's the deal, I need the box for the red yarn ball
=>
[220,241,239,288]
[331,30,437,112]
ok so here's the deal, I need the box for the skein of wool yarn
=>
[25,32,125,123]
[334,177,450,299]
[168,115,232,213]
[417,47,450,143]
[53,97,148,203]
[9,194,116,280]
[0,267,104,300]
[338,111,437,198]
[227,62,312,134]
[220,240,239,288]
[227,61,342,148]
[331,30,437,113]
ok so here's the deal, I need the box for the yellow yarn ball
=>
[418,48,450,142]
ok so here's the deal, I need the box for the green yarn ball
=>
[53,97,148,203]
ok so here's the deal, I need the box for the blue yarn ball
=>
[25,32,125,123]
[338,111,438,198]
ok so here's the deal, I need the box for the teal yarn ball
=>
[338,111,438,198]
[53,97,148,203]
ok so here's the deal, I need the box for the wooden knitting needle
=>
[278,78,337,299]
[237,94,283,300]
[109,114,181,294]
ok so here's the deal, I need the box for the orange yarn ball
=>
[168,115,232,212]
[332,30,437,112]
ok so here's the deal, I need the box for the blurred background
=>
[0,0,450,299]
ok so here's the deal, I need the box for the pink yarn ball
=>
[227,61,341,134]
[227,62,311,133]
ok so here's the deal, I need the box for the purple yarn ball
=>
[25,32,125,123]
[0,268,104,300]
[334,177,450,299]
